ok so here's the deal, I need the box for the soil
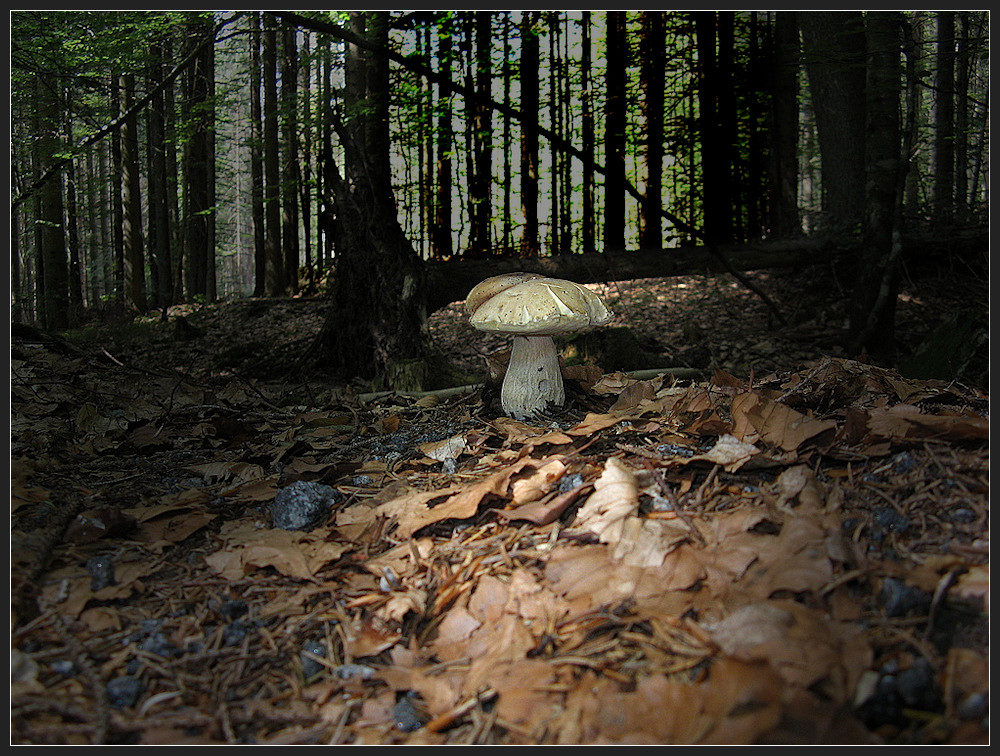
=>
[10,264,989,745]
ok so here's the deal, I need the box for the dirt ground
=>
[10,265,989,744]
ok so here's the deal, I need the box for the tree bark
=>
[262,13,283,296]
[604,11,627,251]
[799,12,867,233]
[640,12,665,249]
[768,11,800,238]
[183,13,215,300]
[851,12,904,359]
[432,17,454,259]
[580,12,596,255]
[147,32,173,310]
[120,73,147,314]
[933,11,955,220]
[249,12,266,296]
[469,13,493,255]
[281,25,300,293]
[37,77,70,329]
[519,11,540,255]
[310,11,427,389]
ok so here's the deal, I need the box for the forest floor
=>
[10,263,989,745]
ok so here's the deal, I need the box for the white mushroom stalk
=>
[465,274,613,420]
[503,334,565,421]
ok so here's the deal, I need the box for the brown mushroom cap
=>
[467,276,613,336]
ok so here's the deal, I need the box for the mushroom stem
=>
[501,334,564,420]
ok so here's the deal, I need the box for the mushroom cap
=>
[467,275,613,336]
[464,272,543,316]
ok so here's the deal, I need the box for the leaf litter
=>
[10,314,989,745]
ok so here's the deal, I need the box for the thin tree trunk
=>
[640,12,665,249]
[249,12,266,296]
[799,11,867,233]
[768,11,801,237]
[282,25,301,293]
[147,32,173,310]
[183,14,215,301]
[933,11,955,220]
[580,12,596,254]
[852,11,903,359]
[519,12,540,255]
[432,17,454,259]
[470,12,493,255]
[37,78,69,329]
[604,11,627,251]
[63,112,83,318]
[263,12,283,296]
[121,73,147,314]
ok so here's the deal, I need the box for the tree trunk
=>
[768,11,801,237]
[519,11,540,255]
[147,33,174,310]
[281,25,301,293]
[109,76,125,304]
[120,73,147,314]
[580,12,596,255]
[62,113,83,318]
[851,11,904,359]
[640,12,665,249]
[933,11,955,220]
[800,11,867,233]
[469,12,493,255]
[604,11,627,251]
[310,11,428,390]
[37,78,69,329]
[183,15,215,301]
[695,12,736,244]
[249,12,266,296]
[432,17,454,259]
[262,13,283,296]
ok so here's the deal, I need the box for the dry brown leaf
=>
[554,659,784,744]
[866,404,989,442]
[377,457,545,538]
[705,599,872,703]
[570,456,689,567]
[204,521,350,581]
[731,391,838,452]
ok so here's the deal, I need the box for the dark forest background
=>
[9,11,990,389]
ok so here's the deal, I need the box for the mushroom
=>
[465,273,613,420]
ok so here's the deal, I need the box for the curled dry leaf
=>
[571,457,690,568]
[684,433,761,472]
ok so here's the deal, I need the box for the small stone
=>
[300,640,327,679]
[270,480,342,531]
[86,555,116,591]
[393,692,427,732]
[107,675,144,709]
